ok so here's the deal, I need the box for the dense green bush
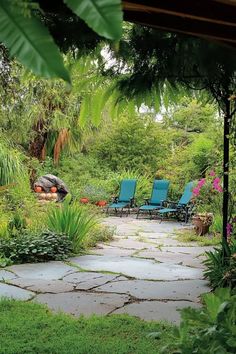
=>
[0,231,72,264]
[47,202,98,252]
[162,288,236,354]
[204,240,236,289]
[91,114,171,174]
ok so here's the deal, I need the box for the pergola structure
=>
[122,0,236,243]
[123,0,236,49]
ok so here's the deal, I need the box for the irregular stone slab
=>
[0,283,34,300]
[113,300,201,324]
[160,246,215,256]
[69,255,203,280]
[91,246,136,257]
[109,238,152,250]
[35,292,130,316]
[63,271,117,290]
[8,278,75,293]
[0,270,17,281]
[148,238,184,247]
[7,262,77,280]
[75,276,117,290]
[136,250,205,268]
[103,217,187,234]
[95,279,210,301]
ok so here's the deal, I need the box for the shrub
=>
[211,213,223,235]
[0,231,72,264]
[47,202,98,252]
[91,114,170,175]
[82,224,114,249]
[204,239,236,289]
[162,288,236,354]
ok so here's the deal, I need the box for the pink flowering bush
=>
[193,171,223,234]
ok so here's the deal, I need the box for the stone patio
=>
[0,217,214,324]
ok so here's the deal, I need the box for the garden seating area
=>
[0,0,235,352]
[107,178,193,223]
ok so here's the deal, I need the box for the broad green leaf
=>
[64,0,123,40]
[203,293,222,321]
[79,96,91,127]
[0,1,70,82]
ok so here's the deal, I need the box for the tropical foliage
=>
[0,0,123,80]
[204,239,236,289]
[162,288,236,354]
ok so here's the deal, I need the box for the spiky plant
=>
[47,201,98,253]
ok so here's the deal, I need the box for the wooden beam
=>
[123,0,236,27]
[124,11,236,45]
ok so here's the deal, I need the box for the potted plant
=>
[192,171,223,236]
[192,213,214,236]
[80,197,89,204]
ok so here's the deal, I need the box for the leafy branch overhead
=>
[0,0,123,81]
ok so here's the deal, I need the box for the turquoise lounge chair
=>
[107,179,137,216]
[158,181,194,223]
[137,180,170,219]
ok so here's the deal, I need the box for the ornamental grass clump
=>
[47,202,98,253]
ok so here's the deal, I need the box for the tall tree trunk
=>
[28,117,47,160]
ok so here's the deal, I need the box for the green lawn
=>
[0,299,174,354]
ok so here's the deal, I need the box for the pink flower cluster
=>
[227,223,233,238]
[193,171,223,197]
[192,178,206,197]
[213,177,223,192]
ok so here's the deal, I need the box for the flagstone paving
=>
[0,216,215,324]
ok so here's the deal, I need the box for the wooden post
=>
[222,99,230,245]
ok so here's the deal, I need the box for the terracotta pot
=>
[96,200,107,207]
[50,186,57,193]
[192,214,213,236]
[34,186,43,193]
[80,197,89,204]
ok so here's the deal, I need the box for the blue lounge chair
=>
[137,180,170,219]
[157,181,194,223]
[107,179,137,216]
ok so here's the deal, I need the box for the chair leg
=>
[159,214,164,223]
[136,209,140,219]
[120,208,123,217]
[185,211,188,224]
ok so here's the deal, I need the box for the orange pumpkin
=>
[34,186,42,193]
[50,186,57,193]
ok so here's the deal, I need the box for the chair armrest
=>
[111,196,118,203]
[159,200,166,207]
[144,198,150,205]
[130,197,136,208]
[165,200,179,208]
